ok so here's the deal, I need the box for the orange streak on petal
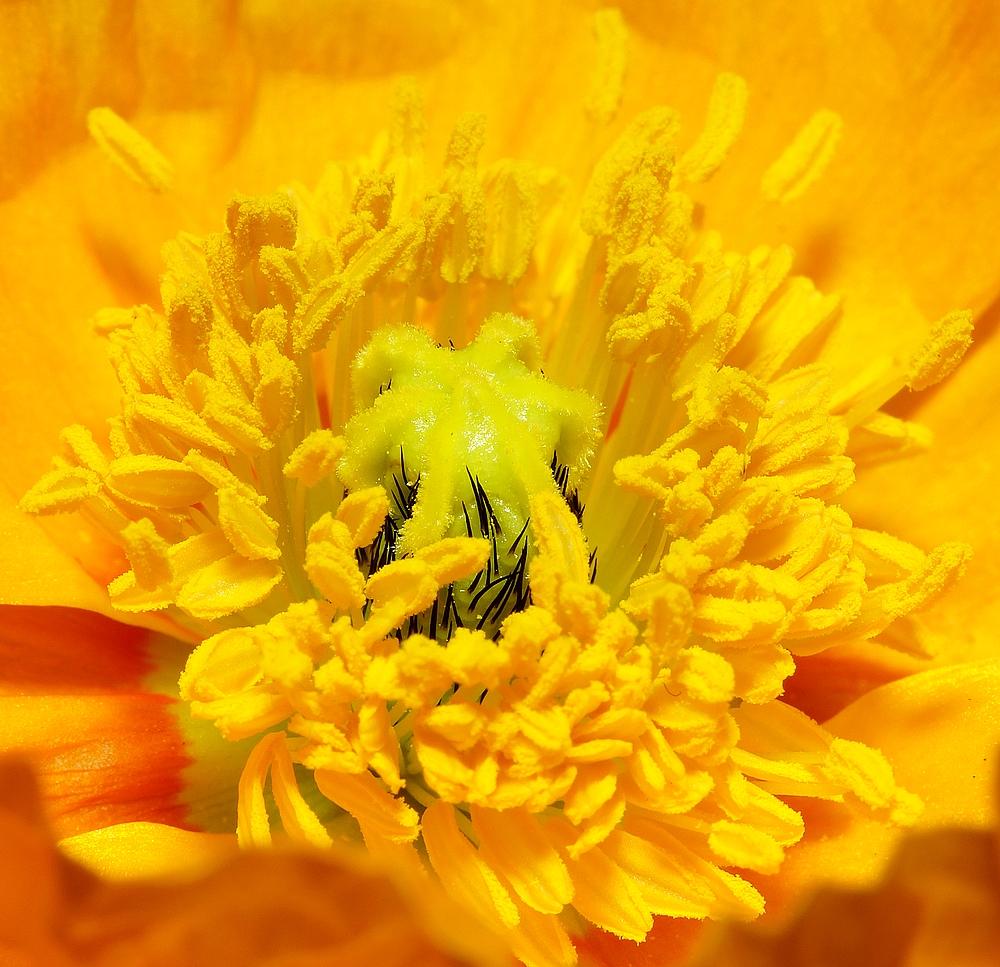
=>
[0,693,191,839]
[0,605,150,695]
[781,641,926,724]
[576,916,706,967]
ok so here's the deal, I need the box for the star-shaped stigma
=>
[339,313,600,635]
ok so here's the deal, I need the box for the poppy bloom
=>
[3,3,1000,966]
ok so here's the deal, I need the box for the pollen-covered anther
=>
[906,309,974,391]
[121,517,173,589]
[673,72,749,185]
[585,8,628,124]
[87,106,175,192]
[218,488,281,561]
[761,108,843,203]
[18,464,102,516]
[284,429,346,487]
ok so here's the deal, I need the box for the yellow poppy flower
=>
[3,3,1000,967]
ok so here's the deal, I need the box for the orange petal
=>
[0,486,118,613]
[576,916,706,967]
[0,604,150,695]
[825,658,1000,829]
[781,640,927,723]
[0,691,190,838]
[752,659,1000,924]
[0,757,511,967]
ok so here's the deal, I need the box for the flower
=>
[2,3,1000,967]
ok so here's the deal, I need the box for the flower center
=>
[22,69,975,967]
[343,316,598,639]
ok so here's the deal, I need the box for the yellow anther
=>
[129,390,235,454]
[121,517,173,590]
[106,454,213,508]
[472,805,574,914]
[585,8,629,124]
[707,821,784,875]
[305,513,367,610]
[218,488,281,561]
[253,340,300,438]
[674,73,749,184]
[415,537,492,586]
[59,424,110,476]
[353,171,396,231]
[92,306,137,335]
[293,217,425,355]
[580,107,681,238]
[422,801,521,931]
[160,245,214,370]
[444,112,487,172]
[19,465,102,516]
[480,160,540,285]
[176,554,284,620]
[906,309,974,391]
[179,626,267,702]
[821,738,923,826]
[530,493,591,586]
[385,76,427,220]
[389,75,425,160]
[86,107,174,192]
[314,768,420,844]
[188,375,271,454]
[183,450,263,505]
[335,486,390,548]
[422,115,488,286]
[365,559,440,616]
[761,109,843,203]
[674,646,735,704]
[283,429,346,487]
[226,192,298,260]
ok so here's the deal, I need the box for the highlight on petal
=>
[59,821,237,881]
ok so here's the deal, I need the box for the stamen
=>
[761,108,843,203]
[585,8,629,124]
[86,107,175,193]
[674,73,749,185]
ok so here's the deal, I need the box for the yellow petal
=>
[59,822,236,880]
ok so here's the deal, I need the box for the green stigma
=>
[339,313,600,636]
